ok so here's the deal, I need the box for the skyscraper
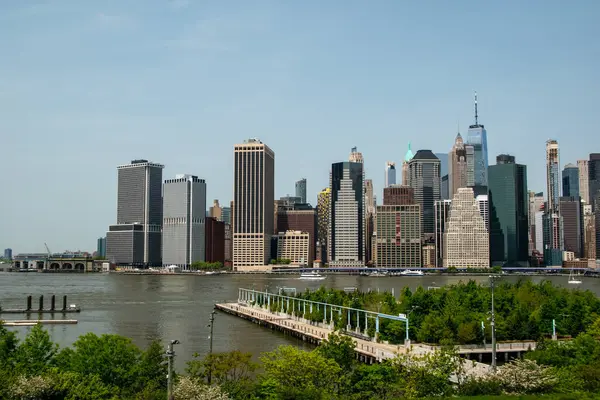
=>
[589,153,600,209]
[233,139,275,267]
[385,162,396,188]
[328,161,365,267]
[349,146,364,163]
[544,140,563,266]
[364,178,375,263]
[488,154,529,267]
[465,92,489,195]
[562,163,579,198]
[4,248,13,260]
[383,185,414,206]
[209,199,223,221]
[408,150,441,235]
[448,133,475,197]
[162,174,207,268]
[546,140,561,211]
[295,178,307,204]
[444,187,489,268]
[560,196,584,258]
[434,199,452,267]
[578,160,590,205]
[106,159,164,266]
[96,237,106,258]
[528,191,544,255]
[317,188,330,262]
[402,142,415,186]
[375,204,422,269]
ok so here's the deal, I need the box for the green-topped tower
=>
[402,142,415,185]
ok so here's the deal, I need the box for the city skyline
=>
[2,1,600,252]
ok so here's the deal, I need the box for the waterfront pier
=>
[0,295,81,314]
[216,288,538,378]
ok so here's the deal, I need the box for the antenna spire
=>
[474,91,479,126]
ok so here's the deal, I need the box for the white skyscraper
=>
[476,194,489,231]
[444,187,490,268]
[385,162,396,188]
[162,174,207,268]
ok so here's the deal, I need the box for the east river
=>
[1,272,599,369]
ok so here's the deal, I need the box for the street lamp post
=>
[166,339,180,400]
[207,310,216,384]
[489,275,500,372]
[405,306,420,346]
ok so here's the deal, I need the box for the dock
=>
[2,319,78,326]
[0,295,80,314]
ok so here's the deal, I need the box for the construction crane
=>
[44,243,52,257]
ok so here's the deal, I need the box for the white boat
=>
[400,269,424,276]
[368,270,388,277]
[299,271,326,280]
[568,270,582,285]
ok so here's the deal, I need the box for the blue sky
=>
[1,0,599,253]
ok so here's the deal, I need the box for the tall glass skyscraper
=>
[562,163,579,198]
[465,93,489,195]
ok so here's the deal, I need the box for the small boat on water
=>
[299,271,326,280]
[568,270,582,285]
[400,269,424,276]
[368,270,388,277]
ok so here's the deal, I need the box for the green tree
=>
[259,345,341,398]
[14,324,58,376]
[316,333,356,370]
[52,370,118,400]
[131,340,168,395]
[348,362,404,399]
[55,333,142,392]
[187,350,257,397]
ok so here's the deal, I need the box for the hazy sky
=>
[2,0,599,253]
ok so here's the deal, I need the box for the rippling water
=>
[0,272,597,369]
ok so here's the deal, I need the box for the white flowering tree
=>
[9,375,56,400]
[495,358,558,394]
[173,376,231,400]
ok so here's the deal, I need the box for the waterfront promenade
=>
[216,301,497,379]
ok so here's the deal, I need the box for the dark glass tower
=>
[562,164,579,198]
[589,154,600,209]
[408,150,441,235]
[488,154,529,266]
[560,196,584,258]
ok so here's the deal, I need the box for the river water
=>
[1,273,598,369]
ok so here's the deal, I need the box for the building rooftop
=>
[404,142,415,162]
[411,149,439,161]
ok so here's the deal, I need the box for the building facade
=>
[162,174,207,268]
[590,154,600,209]
[328,161,365,267]
[528,192,545,255]
[562,164,579,198]
[448,133,474,197]
[444,187,490,268]
[317,188,330,262]
[434,200,452,267]
[583,205,596,260]
[276,208,317,266]
[385,162,397,188]
[560,196,584,258]
[96,237,106,258]
[209,199,223,221]
[295,178,307,204]
[578,160,590,205]
[488,155,529,267]
[106,159,164,266]
[375,204,422,268]
[402,142,415,186]
[383,185,415,206]
[544,140,563,265]
[3,248,12,260]
[233,139,275,267]
[205,217,225,264]
[275,231,310,265]
[408,150,441,236]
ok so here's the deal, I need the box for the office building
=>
[106,159,164,266]
[444,187,490,268]
[375,204,422,269]
[205,217,225,264]
[162,174,206,268]
[233,139,275,267]
[562,164,579,198]
[528,192,544,255]
[434,200,452,267]
[402,142,415,186]
[448,133,475,197]
[488,154,528,266]
[590,154,600,209]
[383,185,414,206]
[221,207,231,225]
[441,175,449,200]
[276,208,317,266]
[349,146,364,163]
[578,160,590,205]
[364,178,376,263]
[275,231,310,266]
[476,194,489,230]
[328,161,365,267]
[408,150,441,235]
[224,224,232,262]
[535,211,544,253]
[560,197,584,258]
[544,140,563,265]
[96,238,106,258]
[385,162,397,188]
[295,178,307,204]
[584,205,596,260]
[3,248,12,260]
[465,93,489,195]
[317,188,330,262]
[209,200,223,221]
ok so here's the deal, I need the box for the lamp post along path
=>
[208,310,216,385]
[166,339,180,400]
